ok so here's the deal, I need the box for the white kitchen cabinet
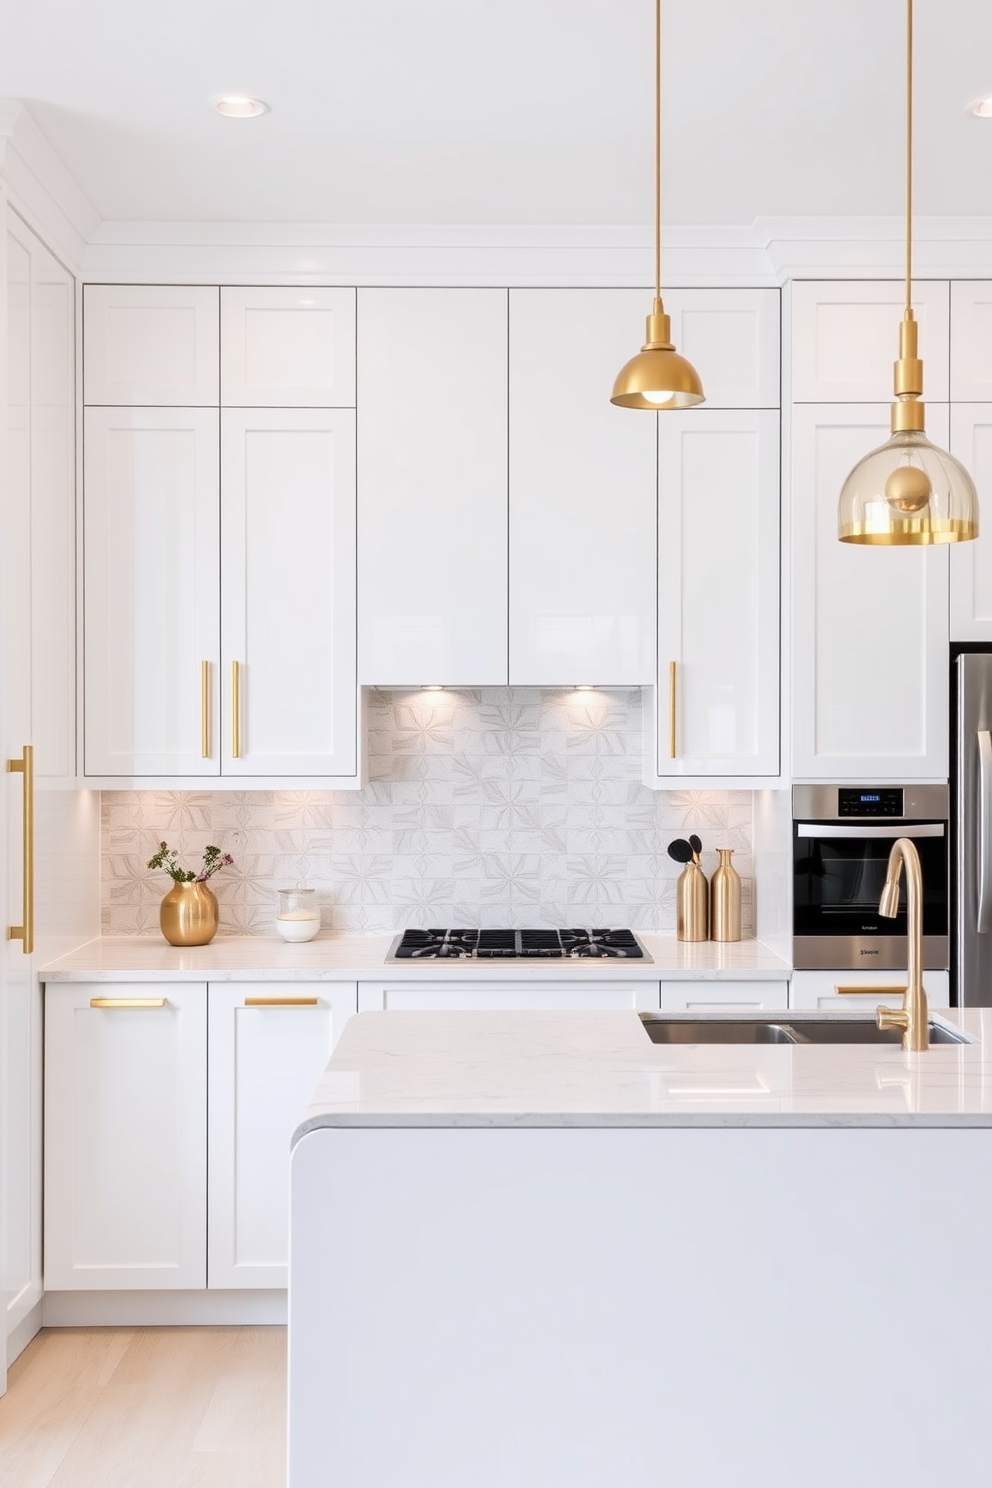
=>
[659,980,786,1010]
[357,288,508,686]
[790,281,949,403]
[508,289,656,685]
[83,407,221,777]
[220,407,357,777]
[221,287,355,407]
[950,282,992,401]
[649,409,780,782]
[663,288,780,408]
[44,983,207,1291]
[949,405,992,640]
[790,403,949,780]
[358,982,660,1012]
[789,969,950,1012]
[208,982,355,1289]
[83,284,219,405]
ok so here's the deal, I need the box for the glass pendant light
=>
[838,0,978,544]
[611,0,704,409]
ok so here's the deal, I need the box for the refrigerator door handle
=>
[978,730,992,934]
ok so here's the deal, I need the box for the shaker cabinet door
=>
[790,281,950,403]
[83,407,221,777]
[220,408,358,777]
[221,287,356,407]
[949,404,992,641]
[83,284,219,406]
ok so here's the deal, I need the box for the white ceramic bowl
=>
[276,915,320,943]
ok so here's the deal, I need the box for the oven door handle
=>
[795,822,945,839]
[977,731,992,934]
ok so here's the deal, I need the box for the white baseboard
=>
[6,1299,43,1366]
[42,1290,287,1327]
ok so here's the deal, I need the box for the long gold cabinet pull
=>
[89,997,167,1009]
[7,744,34,954]
[245,996,320,1007]
[201,661,211,758]
[834,985,908,998]
[668,661,677,758]
[232,660,241,759]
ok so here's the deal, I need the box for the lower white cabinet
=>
[44,983,207,1290]
[789,969,950,1012]
[45,980,358,1294]
[660,980,787,1011]
[358,982,660,1012]
[208,983,354,1289]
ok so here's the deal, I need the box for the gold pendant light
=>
[838,0,978,544]
[611,0,705,409]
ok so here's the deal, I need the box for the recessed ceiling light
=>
[968,98,992,118]
[212,95,269,119]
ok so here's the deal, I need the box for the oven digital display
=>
[837,788,903,817]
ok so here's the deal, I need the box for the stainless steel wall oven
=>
[792,785,949,971]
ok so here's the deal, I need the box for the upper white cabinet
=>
[357,288,508,686]
[509,289,657,685]
[664,288,780,408]
[651,409,780,781]
[791,281,950,403]
[791,403,949,780]
[220,408,357,776]
[949,405,992,640]
[950,282,992,401]
[221,287,355,407]
[83,407,221,777]
[84,284,219,405]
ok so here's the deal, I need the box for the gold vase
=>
[160,881,219,947]
[676,861,708,942]
[710,848,742,943]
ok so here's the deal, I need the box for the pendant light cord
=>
[905,0,913,314]
[655,0,661,304]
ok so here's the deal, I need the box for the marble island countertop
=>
[38,932,791,982]
[296,1006,992,1132]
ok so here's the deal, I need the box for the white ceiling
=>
[2,0,992,227]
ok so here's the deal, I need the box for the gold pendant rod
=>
[654,0,661,302]
[905,0,913,314]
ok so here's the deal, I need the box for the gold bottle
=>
[676,861,708,942]
[710,848,742,942]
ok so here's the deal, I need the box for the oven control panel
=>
[836,788,904,817]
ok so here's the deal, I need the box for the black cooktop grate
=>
[391,928,646,959]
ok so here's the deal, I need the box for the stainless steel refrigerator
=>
[954,652,992,1004]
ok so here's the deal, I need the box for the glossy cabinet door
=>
[207,982,356,1289]
[791,404,949,780]
[44,983,207,1290]
[357,288,508,686]
[950,282,992,401]
[83,284,219,405]
[663,288,780,408]
[789,969,950,1012]
[790,281,950,402]
[653,409,780,780]
[949,405,992,640]
[358,982,661,1011]
[83,407,221,777]
[221,287,356,407]
[220,408,357,777]
[509,289,656,685]
[659,981,786,1010]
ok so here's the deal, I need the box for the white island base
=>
[290,1125,992,1488]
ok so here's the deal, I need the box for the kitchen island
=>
[289,1006,992,1488]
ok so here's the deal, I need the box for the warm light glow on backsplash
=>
[101,689,754,937]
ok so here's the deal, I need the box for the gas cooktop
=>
[387,928,650,961]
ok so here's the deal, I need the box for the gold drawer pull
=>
[833,985,908,997]
[244,996,320,1007]
[201,660,211,758]
[231,660,241,759]
[7,743,34,954]
[669,660,677,758]
[90,997,167,1009]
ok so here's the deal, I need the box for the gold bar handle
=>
[201,660,211,758]
[231,660,241,759]
[7,744,34,955]
[90,997,167,1009]
[834,985,908,997]
[245,996,320,1007]
[668,660,677,758]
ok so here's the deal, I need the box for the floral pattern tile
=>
[103,688,755,937]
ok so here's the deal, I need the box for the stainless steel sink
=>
[639,1015,971,1046]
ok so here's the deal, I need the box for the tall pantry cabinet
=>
[1,209,99,1383]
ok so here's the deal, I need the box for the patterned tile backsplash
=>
[102,689,754,936]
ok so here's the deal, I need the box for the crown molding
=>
[0,102,99,273]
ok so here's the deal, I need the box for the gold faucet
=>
[876,837,929,1051]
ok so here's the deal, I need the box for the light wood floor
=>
[0,1326,286,1488]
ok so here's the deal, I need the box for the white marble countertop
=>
[38,932,792,982]
[295,1006,992,1132]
